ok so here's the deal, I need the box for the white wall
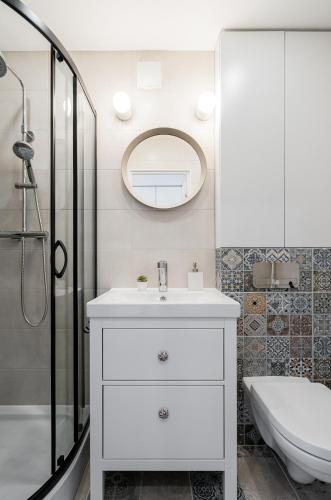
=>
[72,51,215,290]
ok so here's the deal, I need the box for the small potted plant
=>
[137,274,148,291]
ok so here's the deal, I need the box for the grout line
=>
[272,450,301,500]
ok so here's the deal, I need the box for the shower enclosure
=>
[0,1,96,499]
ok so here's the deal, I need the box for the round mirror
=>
[122,128,207,209]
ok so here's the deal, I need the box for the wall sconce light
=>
[196,91,216,121]
[112,91,132,121]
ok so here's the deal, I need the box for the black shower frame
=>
[0,1,97,499]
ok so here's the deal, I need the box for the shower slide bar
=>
[0,230,49,239]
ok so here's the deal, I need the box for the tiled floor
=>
[80,447,331,500]
[103,471,245,499]
[238,446,331,500]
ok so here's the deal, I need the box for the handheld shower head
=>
[0,51,7,78]
[13,140,34,162]
[13,141,36,185]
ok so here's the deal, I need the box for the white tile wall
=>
[72,51,215,288]
[0,51,51,404]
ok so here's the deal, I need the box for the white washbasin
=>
[87,288,240,318]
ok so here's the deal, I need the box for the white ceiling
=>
[5,0,331,51]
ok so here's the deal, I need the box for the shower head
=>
[13,141,36,184]
[13,140,34,162]
[0,51,7,78]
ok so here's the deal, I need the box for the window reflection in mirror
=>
[123,130,206,209]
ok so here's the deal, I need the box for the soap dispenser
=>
[188,262,203,291]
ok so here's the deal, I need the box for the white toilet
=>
[243,376,331,484]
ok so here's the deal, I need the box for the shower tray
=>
[0,230,49,239]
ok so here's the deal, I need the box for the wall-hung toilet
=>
[243,376,331,485]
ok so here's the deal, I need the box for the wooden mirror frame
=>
[121,127,207,209]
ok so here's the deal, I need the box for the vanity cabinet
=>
[88,289,239,500]
[218,30,331,248]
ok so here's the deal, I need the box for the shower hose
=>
[20,171,48,327]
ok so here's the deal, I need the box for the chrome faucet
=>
[157,260,168,293]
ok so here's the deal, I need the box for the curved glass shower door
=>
[77,81,96,436]
[0,1,52,498]
[52,51,75,466]
[0,1,96,498]
[52,50,97,471]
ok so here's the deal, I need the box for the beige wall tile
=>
[97,170,133,209]
[130,208,214,250]
[97,249,133,289]
[97,210,132,250]
[2,51,50,91]
[131,249,216,288]
[73,50,215,286]
[0,288,50,330]
[0,330,50,369]
[98,249,216,289]
[0,249,49,289]
[0,368,50,405]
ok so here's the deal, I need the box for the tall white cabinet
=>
[285,32,331,247]
[217,30,331,248]
[218,31,285,248]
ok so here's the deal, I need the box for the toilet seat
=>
[249,379,331,461]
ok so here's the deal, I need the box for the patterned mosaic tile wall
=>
[215,247,331,446]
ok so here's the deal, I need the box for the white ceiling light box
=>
[137,61,162,89]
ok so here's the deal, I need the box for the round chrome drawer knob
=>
[158,408,169,420]
[158,351,169,362]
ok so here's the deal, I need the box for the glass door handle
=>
[54,240,68,278]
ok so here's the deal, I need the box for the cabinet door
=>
[102,329,224,381]
[103,386,224,460]
[285,32,331,247]
[219,31,285,247]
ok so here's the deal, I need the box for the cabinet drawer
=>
[103,385,224,460]
[102,328,223,381]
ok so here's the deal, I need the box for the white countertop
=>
[87,288,240,318]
